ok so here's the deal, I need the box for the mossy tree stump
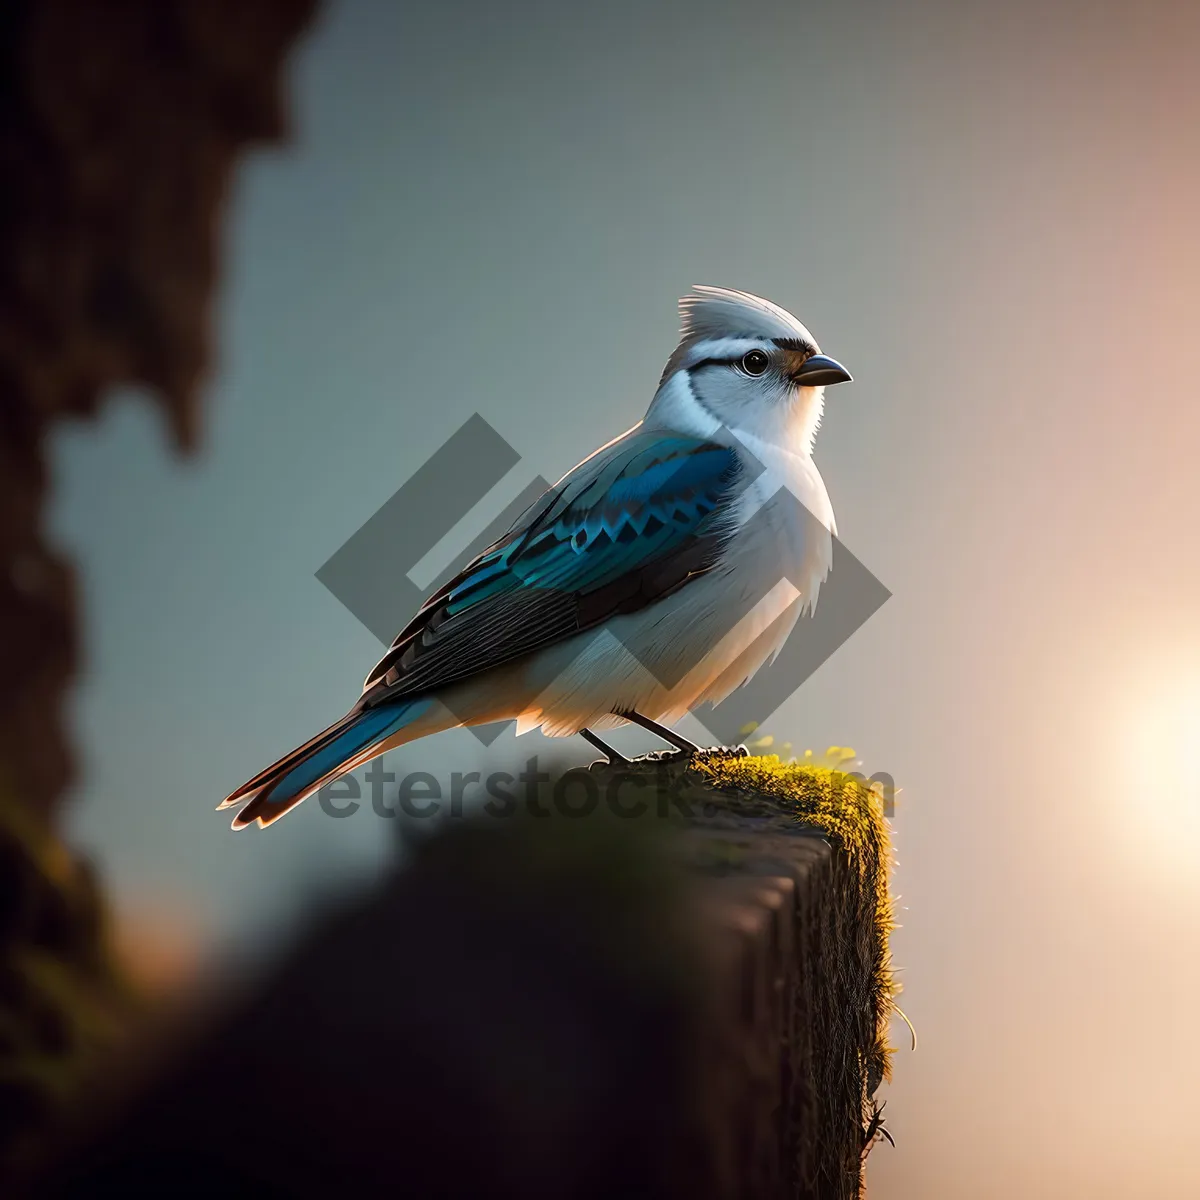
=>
[41,751,895,1200]
[598,750,896,1199]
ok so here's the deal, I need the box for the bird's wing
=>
[359,427,743,703]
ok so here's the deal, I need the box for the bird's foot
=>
[581,719,750,774]
[614,709,701,754]
[579,728,630,768]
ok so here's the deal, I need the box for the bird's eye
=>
[740,350,770,376]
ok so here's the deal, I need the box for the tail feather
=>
[221,699,431,830]
[218,715,361,808]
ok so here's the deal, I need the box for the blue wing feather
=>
[444,437,734,610]
[363,427,742,697]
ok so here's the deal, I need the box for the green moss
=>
[688,753,899,1094]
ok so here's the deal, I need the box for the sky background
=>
[47,1,1200,1196]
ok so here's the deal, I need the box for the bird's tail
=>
[219,698,432,830]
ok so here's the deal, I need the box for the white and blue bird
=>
[221,286,852,828]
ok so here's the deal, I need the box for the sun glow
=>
[1123,667,1200,865]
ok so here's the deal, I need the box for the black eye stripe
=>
[688,356,738,371]
[689,354,770,372]
[689,340,813,374]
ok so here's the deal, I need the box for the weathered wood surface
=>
[688,824,868,1200]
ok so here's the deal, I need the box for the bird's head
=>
[647,285,852,454]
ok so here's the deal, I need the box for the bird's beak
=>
[792,354,852,387]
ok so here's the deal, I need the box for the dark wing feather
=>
[359,427,742,706]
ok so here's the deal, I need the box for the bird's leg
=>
[579,727,630,766]
[616,709,702,754]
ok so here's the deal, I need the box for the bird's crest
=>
[678,285,815,346]
[658,286,818,386]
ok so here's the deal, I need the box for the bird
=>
[221,286,852,829]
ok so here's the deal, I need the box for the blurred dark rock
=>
[0,0,317,817]
[0,0,316,1180]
